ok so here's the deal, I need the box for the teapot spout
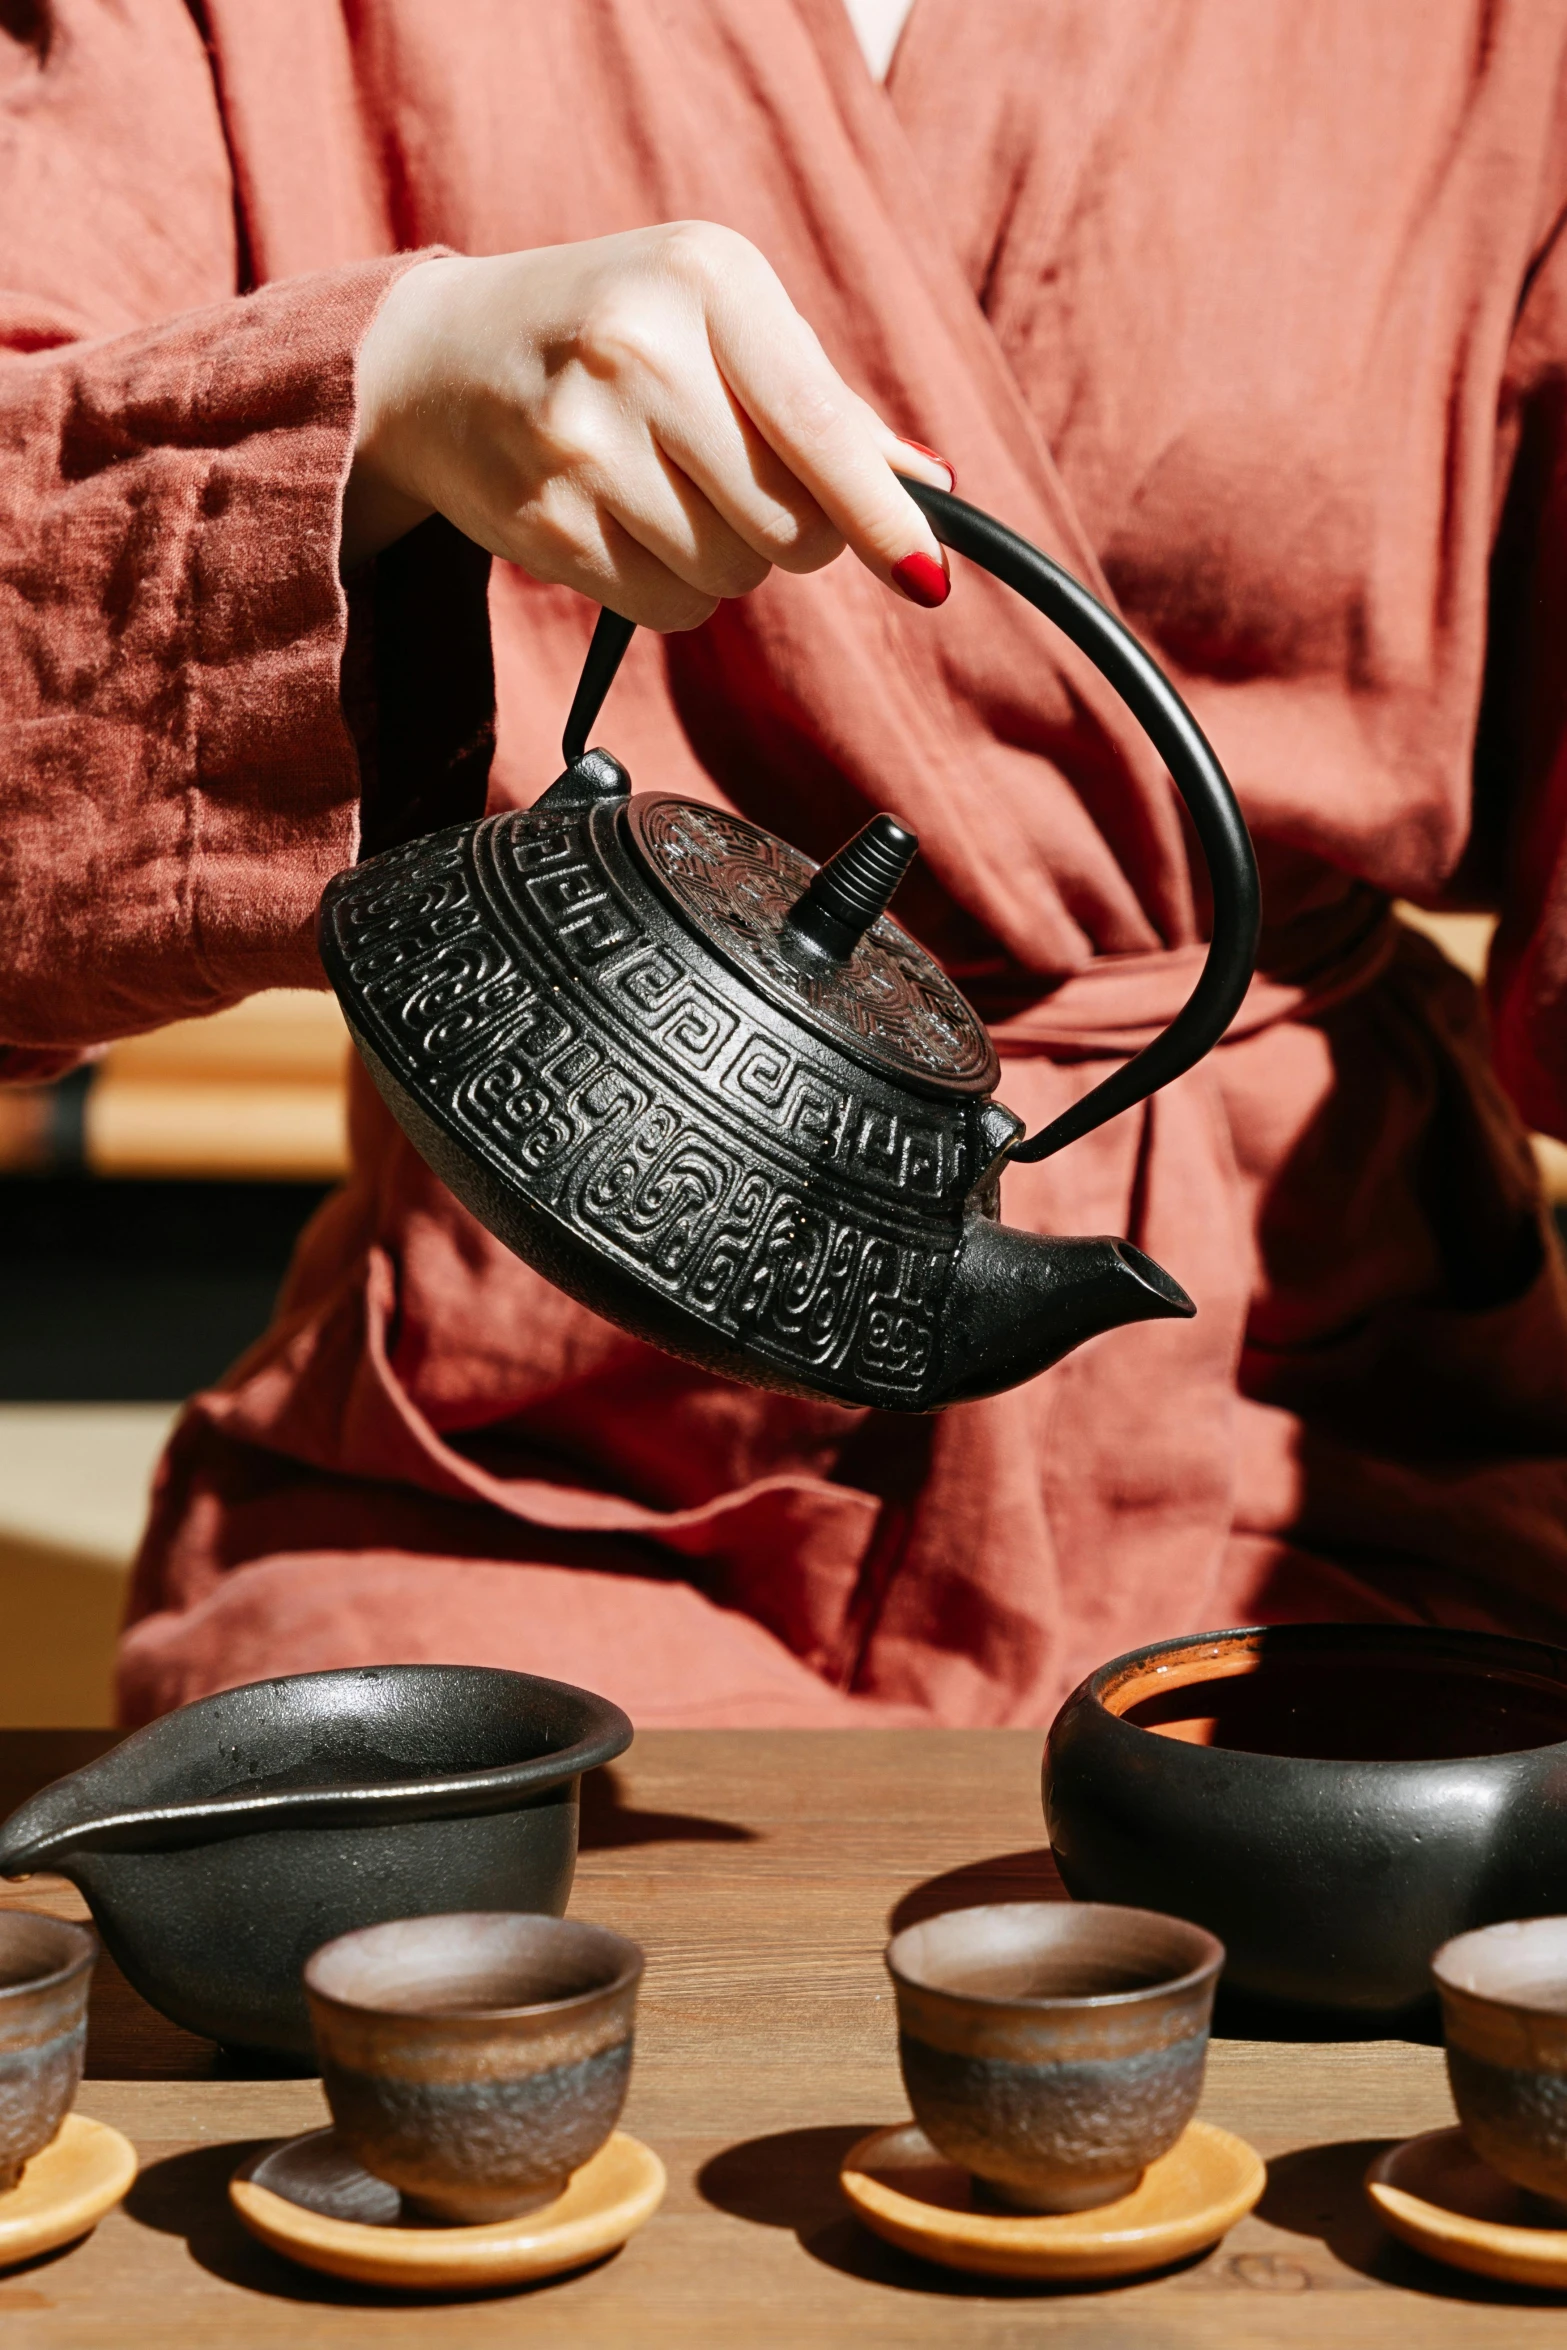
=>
[931,1219,1195,1408]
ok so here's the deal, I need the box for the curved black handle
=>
[904,482,1260,1163]
[562,484,1261,1165]
[563,608,637,764]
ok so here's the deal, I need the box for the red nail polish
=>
[891,551,950,608]
[901,440,956,488]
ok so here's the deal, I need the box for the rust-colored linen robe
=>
[6,1,1567,1728]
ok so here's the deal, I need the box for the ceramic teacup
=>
[885,1901,1223,2213]
[304,1911,643,2224]
[1434,1916,1567,2206]
[0,1914,96,2194]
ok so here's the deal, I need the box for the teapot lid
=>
[624,795,999,1097]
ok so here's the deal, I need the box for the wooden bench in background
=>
[0,992,348,1728]
[0,991,350,1182]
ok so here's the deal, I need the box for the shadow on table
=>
[887,1848,1065,1934]
[124,2143,619,2307]
[82,1953,226,2083]
[579,1765,758,1851]
[0,2233,90,2308]
[80,1953,321,2083]
[697,2126,1208,2300]
[1261,2140,1567,2306]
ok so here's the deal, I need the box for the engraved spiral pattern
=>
[628,799,997,1089]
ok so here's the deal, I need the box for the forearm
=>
[0,259,431,1061]
[0,215,954,1065]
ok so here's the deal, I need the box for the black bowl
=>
[1044,1625,1567,2019]
[0,1666,631,2059]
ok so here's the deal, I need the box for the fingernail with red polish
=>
[891,550,950,608]
[901,439,956,488]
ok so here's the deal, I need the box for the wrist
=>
[341,257,466,570]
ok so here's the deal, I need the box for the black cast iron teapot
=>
[318,486,1260,1412]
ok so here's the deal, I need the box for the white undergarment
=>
[841,0,918,81]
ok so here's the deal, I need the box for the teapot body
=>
[318,486,1257,1411]
[320,791,1020,1411]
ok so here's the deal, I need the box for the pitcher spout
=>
[931,1219,1195,1409]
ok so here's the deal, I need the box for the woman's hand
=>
[342,223,953,626]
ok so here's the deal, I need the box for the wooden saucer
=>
[0,2115,137,2268]
[840,2119,1264,2281]
[1367,2127,1567,2288]
[230,2127,665,2290]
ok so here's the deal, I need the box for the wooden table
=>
[0,1728,1556,2346]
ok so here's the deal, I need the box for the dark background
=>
[0,1178,330,1401]
[8,1172,1567,1406]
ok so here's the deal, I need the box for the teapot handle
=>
[560,481,1260,1167]
[562,605,637,766]
[904,482,1260,1162]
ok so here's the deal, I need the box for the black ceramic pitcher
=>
[318,485,1261,1412]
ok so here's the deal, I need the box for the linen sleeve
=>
[0,261,440,1070]
[0,1,496,1075]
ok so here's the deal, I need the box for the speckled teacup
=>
[0,1914,96,2195]
[886,1901,1223,2213]
[304,1912,643,2225]
[1434,1916,1567,2207]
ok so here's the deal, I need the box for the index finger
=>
[701,243,951,609]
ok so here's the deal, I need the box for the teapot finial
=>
[783,813,918,962]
